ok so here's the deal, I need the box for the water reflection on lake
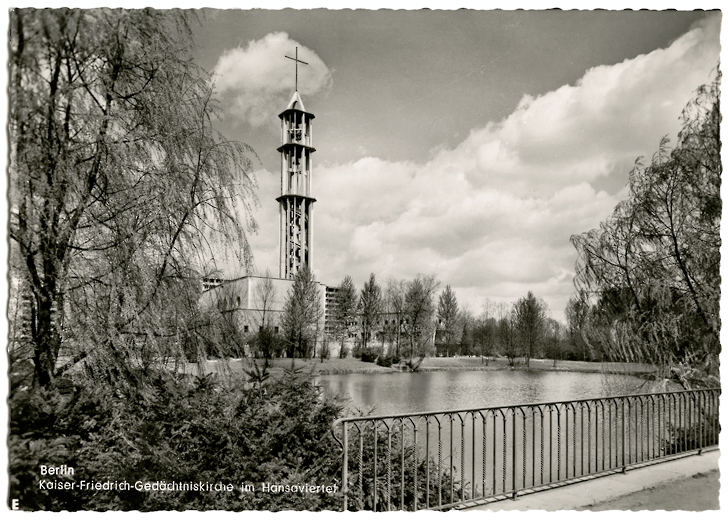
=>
[317,370,655,416]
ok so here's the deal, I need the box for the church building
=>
[199,54,339,357]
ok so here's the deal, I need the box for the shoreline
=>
[192,356,659,378]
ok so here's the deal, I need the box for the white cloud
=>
[213,32,333,126]
[241,14,720,322]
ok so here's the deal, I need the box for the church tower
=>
[277,89,316,279]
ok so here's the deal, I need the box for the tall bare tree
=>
[281,266,323,359]
[436,285,459,357]
[385,278,407,358]
[513,291,547,368]
[359,273,383,351]
[255,271,281,362]
[8,9,257,389]
[403,274,439,365]
[333,275,358,354]
[497,303,519,367]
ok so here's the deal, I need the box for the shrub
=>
[8,368,346,511]
[376,355,400,368]
[360,350,378,363]
[343,421,464,511]
[376,356,392,368]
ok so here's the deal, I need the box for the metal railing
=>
[331,388,720,511]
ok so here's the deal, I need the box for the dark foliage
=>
[8,368,345,511]
[360,350,378,363]
[376,355,400,368]
[343,422,464,511]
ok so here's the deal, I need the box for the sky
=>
[0,4,722,325]
[188,7,722,323]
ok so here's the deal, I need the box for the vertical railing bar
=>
[646,398,651,461]
[358,426,364,508]
[668,395,673,457]
[540,408,544,486]
[481,414,487,498]
[598,402,603,472]
[482,414,487,498]
[548,406,553,484]
[700,390,708,448]
[637,398,641,462]
[565,404,569,480]
[698,391,703,450]
[342,422,348,512]
[492,411,497,495]
[521,409,527,491]
[699,392,704,450]
[688,392,693,451]
[627,398,632,464]
[412,419,418,512]
[373,420,378,512]
[557,406,562,482]
[387,422,392,511]
[609,400,613,469]
[460,415,465,503]
[708,391,713,447]
[710,392,720,446]
[502,411,507,495]
[580,403,584,476]
[531,408,536,488]
[586,402,591,475]
[712,391,717,447]
[471,413,476,500]
[400,419,405,510]
[675,394,679,454]
[621,399,625,470]
[425,417,430,510]
[686,393,691,452]
[450,414,454,505]
[689,392,693,451]
[708,392,713,446]
[681,393,685,454]
[638,398,643,462]
[572,404,577,478]
[511,408,516,496]
[438,419,442,508]
[705,392,710,446]
[657,395,662,460]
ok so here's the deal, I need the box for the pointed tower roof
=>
[286,91,306,112]
[279,91,315,119]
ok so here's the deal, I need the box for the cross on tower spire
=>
[285,47,308,92]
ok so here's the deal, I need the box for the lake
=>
[317,369,657,416]
[320,369,671,505]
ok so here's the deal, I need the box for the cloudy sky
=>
[190,7,721,322]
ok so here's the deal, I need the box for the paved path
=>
[466,449,720,511]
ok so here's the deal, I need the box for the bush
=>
[343,420,464,511]
[359,350,378,363]
[8,368,346,511]
[376,355,400,368]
